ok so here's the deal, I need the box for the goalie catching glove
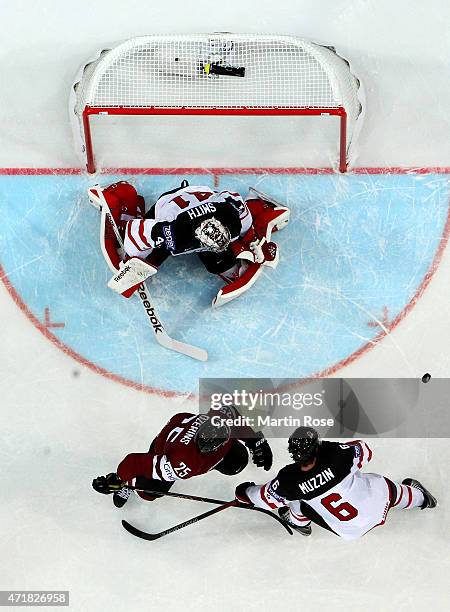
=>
[92,472,127,495]
[231,226,278,267]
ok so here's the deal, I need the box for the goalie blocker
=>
[107,258,158,298]
[88,182,290,306]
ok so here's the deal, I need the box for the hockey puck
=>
[421,373,431,383]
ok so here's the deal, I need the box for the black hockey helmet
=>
[195,418,231,454]
[288,427,320,463]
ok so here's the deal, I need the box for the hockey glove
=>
[92,472,126,495]
[235,482,255,506]
[245,432,273,471]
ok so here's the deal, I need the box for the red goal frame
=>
[82,106,347,174]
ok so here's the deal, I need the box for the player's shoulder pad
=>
[321,440,347,453]
[169,411,195,424]
[218,191,247,215]
[269,463,301,500]
[340,440,364,453]
[213,404,240,420]
[344,439,372,464]
[321,440,355,461]
[276,462,299,484]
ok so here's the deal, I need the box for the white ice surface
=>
[1,306,449,611]
[1,2,449,611]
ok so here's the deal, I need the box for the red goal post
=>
[70,34,363,174]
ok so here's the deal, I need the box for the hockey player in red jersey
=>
[235,427,437,540]
[92,405,273,508]
[88,180,290,307]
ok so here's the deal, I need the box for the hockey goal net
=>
[71,34,363,173]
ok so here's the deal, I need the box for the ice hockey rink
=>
[1,1,449,611]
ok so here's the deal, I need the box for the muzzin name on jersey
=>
[297,468,335,495]
[210,415,335,428]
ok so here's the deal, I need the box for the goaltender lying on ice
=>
[88,180,290,307]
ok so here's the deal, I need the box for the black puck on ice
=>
[421,373,431,383]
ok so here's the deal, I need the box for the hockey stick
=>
[248,186,284,207]
[122,500,237,541]
[121,486,293,538]
[93,185,208,361]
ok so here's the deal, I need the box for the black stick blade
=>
[253,508,293,535]
[122,519,160,541]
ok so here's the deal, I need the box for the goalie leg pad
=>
[88,182,144,220]
[91,182,146,273]
[99,199,123,272]
[246,198,290,240]
[213,262,263,308]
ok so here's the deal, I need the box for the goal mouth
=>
[70,34,363,174]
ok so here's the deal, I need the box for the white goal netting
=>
[71,33,363,172]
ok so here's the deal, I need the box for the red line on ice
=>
[367,306,391,330]
[0,166,449,175]
[44,307,65,329]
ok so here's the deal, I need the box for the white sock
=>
[391,483,424,509]
[288,507,311,527]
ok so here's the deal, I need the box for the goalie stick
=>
[120,486,293,540]
[92,185,208,362]
[247,186,285,207]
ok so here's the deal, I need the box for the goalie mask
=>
[195,217,231,253]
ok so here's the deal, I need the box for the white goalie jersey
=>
[124,185,253,258]
[246,441,393,540]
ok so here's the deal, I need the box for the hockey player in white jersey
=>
[88,180,290,307]
[235,427,437,540]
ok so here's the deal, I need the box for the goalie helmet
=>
[288,427,320,463]
[195,217,231,253]
[195,418,231,454]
